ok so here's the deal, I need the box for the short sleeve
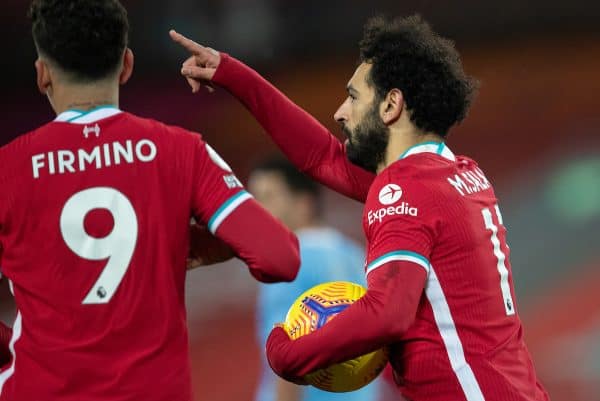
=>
[190,137,251,234]
[363,171,439,277]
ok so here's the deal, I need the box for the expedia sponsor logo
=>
[368,202,418,225]
[378,184,402,205]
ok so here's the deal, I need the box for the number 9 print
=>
[60,187,138,305]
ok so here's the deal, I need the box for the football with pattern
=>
[284,281,388,392]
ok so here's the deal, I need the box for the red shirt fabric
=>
[215,55,550,401]
[0,108,299,401]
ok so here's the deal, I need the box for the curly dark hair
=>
[29,0,129,82]
[359,15,478,136]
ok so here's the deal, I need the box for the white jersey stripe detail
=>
[494,204,503,225]
[440,145,457,161]
[425,266,485,401]
[405,144,440,157]
[54,107,122,124]
[0,312,23,394]
[207,191,253,234]
[54,110,82,122]
[482,207,515,316]
[366,251,430,277]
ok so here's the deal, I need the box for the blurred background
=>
[1,0,599,400]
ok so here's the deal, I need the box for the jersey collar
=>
[398,141,456,161]
[54,105,122,124]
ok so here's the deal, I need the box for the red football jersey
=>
[363,142,548,401]
[215,55,549,400]
[0,107,298,401]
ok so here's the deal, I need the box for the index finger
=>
[169,29,204,55]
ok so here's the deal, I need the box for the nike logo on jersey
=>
[31,139,157,179]
[447,167,491,196]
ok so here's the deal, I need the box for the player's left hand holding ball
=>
[266,325,308,385]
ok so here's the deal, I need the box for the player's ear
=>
[381,88,404,125]
[119,48,134,85]
[35,58,52,96]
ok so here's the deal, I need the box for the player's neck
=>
[50,82,119,115]
[378,128,443,173]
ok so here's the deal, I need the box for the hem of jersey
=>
[366,250,430,277]
[207,190,253,234]
[0,312,22,394]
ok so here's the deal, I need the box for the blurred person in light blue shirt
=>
[248,157,380,401]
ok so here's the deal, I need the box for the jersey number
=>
[482,205,515,316]
[60,187,138,305]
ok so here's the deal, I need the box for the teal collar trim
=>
[398,141,456,161]
[54,105,122,124]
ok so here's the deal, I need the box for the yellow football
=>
[284,281,388,392]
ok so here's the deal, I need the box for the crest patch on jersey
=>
[378,184,402,205]
[205,144,232,172]
[223,174,243,189]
